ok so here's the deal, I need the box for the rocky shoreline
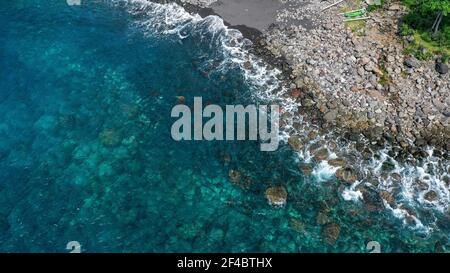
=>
[153,0,449,157]
[263,0,449,155]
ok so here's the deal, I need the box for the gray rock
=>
[306,59,317,65]
[435,62,449,75]
[346,55,357,64]
[323,110,339,122]
[404,57,420,68]
[295,77,305,89]
[364,62,376,72]
[243,61,252,70]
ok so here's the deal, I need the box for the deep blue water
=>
[0,0,449,252]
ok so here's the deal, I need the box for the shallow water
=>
[0,0,448,252]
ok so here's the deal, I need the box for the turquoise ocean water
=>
[0,0,449,252]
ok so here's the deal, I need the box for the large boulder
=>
[435,61,449,75]
[336,167,357,185]
[265,186,288,207]
[328,158,346,167]
[288,136,303,151]
[314,148,329,161]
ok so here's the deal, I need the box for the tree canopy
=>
[404,0,450,33]
[404,0,450,15]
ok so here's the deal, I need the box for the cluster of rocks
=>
[263,0,449,152]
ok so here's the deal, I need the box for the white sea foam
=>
[342,180,363,202]
[312,161,339,182]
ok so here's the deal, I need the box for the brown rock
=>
[265,186,288,207]
[362,189,385,211]
[175,96,185,105]
[308,131,318,140]
[288,136,303,151]
[291,88,301,98]
[328,158,346,167]
[379,191,395,206]
[314,148,329,161]
[228,170,252,190]
[322,223,340,245]
[336,167,357,185]
[228,170,241,184]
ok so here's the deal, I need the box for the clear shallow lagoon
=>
[0,0,448,252]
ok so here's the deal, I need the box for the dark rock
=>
[243,61,252,70]
[381,159,396,172]
[362,188,385,211]
[435,61,449,75]
[404,57,420,68]
[424,190,438,202]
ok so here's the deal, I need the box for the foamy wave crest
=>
[111,0,284,101]
[284,118,449,233]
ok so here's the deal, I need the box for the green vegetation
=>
[402,0,450,62]
[378,58,390,86]
[345,19,367,34]
[367,0,386,12]
[343,0,385,34]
